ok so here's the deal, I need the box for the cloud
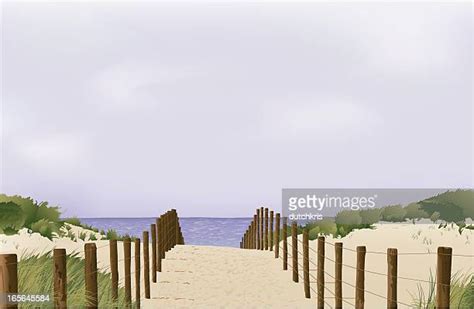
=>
[260,99,382,140]
[86,62,200,110]
[13,134,88,171]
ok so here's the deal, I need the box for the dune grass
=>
[410,270,474,309]
[18,252,134,308]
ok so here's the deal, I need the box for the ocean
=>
[79,217,252,248]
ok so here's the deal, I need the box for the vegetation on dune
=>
[18,252,132,308]
[0,194,64,239]
[410,271,474,309]
[0,194,126,240]
[285,189,474,240]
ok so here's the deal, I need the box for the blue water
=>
[79,217,252,248]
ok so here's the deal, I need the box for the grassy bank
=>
[18,252,133,308]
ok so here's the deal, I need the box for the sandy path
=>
[143,245,314,309]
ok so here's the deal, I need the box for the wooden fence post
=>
[158,214,166,259]
[292,222,298,282]
[260,207,264,250]
[109,239,118,306]
[387,248,397,309]
[275,213,280,258]
[253,215,257,249]
[355,246,366,309]
[134,239,141,308]
[143,231,150,299]
[335,242,343,309]
[157,217,163,271]
[256,209,260,250]
[84,243,98,309]
[264,208,269,250]
[436,247,452,309]
[270,211,274,251]
[303,229,310,298]
[53,248,67,309]
[123,238,132,306]
[151,224,157,282]
[283,217,288,270]
[0,254,18,309]
[317,236,325,309]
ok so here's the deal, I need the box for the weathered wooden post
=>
[260,207,264,250]
[317,236,325,309]
[275,213,280,258]
[109,239,118,306]
[53,248,67,309]
[292,222,298,282]
[303,229,310,298]
[123,238,132,306]
[355,246,366,309]
[157,217,163,271]
[387,248,397,309]
[134,239,141,308]
[283,217,288,270]
[143,231,150,299]
[270,210,274,251]
[256,209,260,250]
[84,243,98,309]
[436,247,452,309]
[335,242,343,309]
[151,224,157,282]
[264,208,269,250]
[253,215,257,249]
[0,254,18,309]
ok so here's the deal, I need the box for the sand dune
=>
[1,222,473,308]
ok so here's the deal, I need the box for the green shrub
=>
[404,203,429,223]
[0,202,25,234]
[64,217,81,226]
[105,229,119,240]
[381,205,407,222]
[359,208,382,225]
[79,232,87,241]
[335,210,362,225]
[308,226,320,240]
[89,234,97,241]
[30,219,60,240]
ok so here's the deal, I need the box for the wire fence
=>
[241,207,472,309]
[0,208,185,308]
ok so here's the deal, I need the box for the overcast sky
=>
[1,1,472,217]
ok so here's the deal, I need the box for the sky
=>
[1,1,472,217]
